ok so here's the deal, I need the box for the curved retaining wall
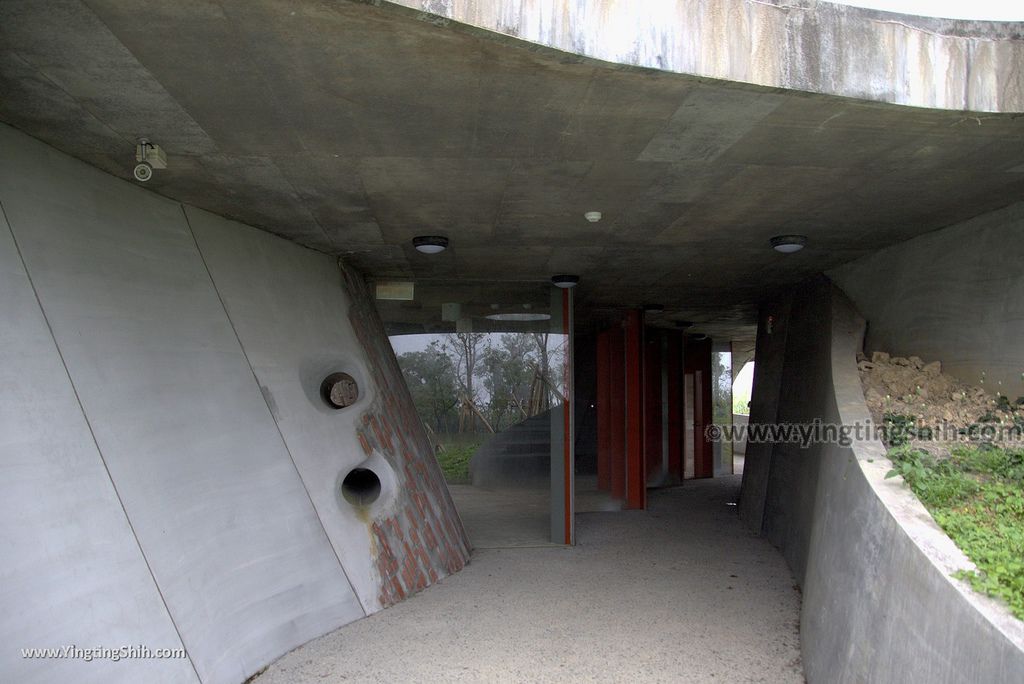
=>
[388,0,1024,112]
[0,124,469,684]
[739,277,1024,682]
[829,200,1024,397]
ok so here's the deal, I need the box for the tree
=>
[397,331,569,436]
[441,332,489,433]
[527,332,567,414]
[480,333,536,430]
[397,341,459,434]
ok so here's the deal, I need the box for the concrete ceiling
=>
[2,1,1024,339]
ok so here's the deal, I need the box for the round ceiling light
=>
[486,312,551,322]
[584,211,602,223]
[551,274,579,289]
[642,304,665,313]
[412,235,449,254]
[769,235,807,253]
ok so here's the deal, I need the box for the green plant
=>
[883,412,921,447]
[886,445,1024,620]
[434,440,480,484]
[732,388,751,415]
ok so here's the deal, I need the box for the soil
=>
[858,351,1024,457]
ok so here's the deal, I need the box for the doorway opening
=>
[382,281,574,547]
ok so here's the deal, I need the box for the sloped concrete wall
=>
[339,261,471,605]
[0,160,199,684]
[829,200,1024,396]
[740,278,1024,682]
[0,124,469,684]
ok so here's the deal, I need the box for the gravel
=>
[255,476,803,684]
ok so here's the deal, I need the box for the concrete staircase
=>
[469,410,551,488]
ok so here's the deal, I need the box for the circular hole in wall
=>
[341,467,382,506]
[320,372,359,409]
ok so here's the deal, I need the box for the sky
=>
[388,333,444,356]
[835,0,1024,21]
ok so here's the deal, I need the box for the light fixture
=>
[584,211,602,223]
[642,304,664,313]
[770,235,807,253]
[551,274,579,289]
[689,333,709,341]
[674,320,694,329]
[412,235,449,254]
[486,312,551,322]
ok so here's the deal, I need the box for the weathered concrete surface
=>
[188,206,467,614]
[2,3,1023,337]
[829,200,1024,394]
[390,0,1024,111]
[256,476,804,684]
[740,278,1024,682]
[0,123,468,683]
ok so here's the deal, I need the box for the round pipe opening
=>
[341,467,382,506]
[320,372,358,409]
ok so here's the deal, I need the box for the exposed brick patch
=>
[341,262,471,608]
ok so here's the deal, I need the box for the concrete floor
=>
[448,475,626,549]
[448,484,553,548]
[256,476,803,683]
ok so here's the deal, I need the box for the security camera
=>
[133,138,166,182]
[133,162,153,182]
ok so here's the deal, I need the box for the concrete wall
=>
[340,264,472,604]
[829,200,1024,395]
[391,0,1024,112]
[732,414,748,457]
[0,124,469,684]
[738,294,792,532]
[739,278,1024,682]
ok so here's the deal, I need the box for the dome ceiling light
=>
[551,274,579,289]
[412,235,449,254]
[486,312,551,322]
[769,235,808,253]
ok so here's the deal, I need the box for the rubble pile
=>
[858,351,1023,455]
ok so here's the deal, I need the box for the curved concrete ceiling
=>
[388,0,1024,111]
[1,0,1023,338]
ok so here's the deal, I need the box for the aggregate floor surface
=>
[256,475,804,683]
